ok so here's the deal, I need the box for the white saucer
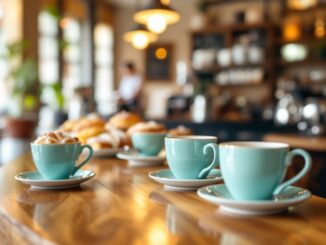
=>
[92,148,122,158]
[197,184,311,216]
[15,169,95,190]
[117,151,165,167]
[149,169,223,191]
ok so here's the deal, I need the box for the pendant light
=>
[134,0,180,34]
[287,0,318,10]
[124,24,157,50]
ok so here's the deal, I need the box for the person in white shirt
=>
[118,62,143,112]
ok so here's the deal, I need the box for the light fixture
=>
[315,17,325,38]
[287,0,318,10]
[283,20,301,41]
[124,24,157,50]
[155,47,167,59]
[134,0,180,34]
[281,44,308,62]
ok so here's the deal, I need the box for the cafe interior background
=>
[0,0,325,196]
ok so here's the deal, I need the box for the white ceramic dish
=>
[15,169,95,190]
[197,184,311,216]
[117,151,165,167]
[149,169,222,191]
[92,148,123,158]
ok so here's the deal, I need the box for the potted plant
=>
[3,41,39,138]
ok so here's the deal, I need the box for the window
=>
[37,9,60,131]
[94,23,115,115]
[38,10,59,86]
[0,21,7,112]
[61,17,82,100]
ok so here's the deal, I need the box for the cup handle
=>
[73,144,93,174]
[198,143,219,179]
[273,149,311,195]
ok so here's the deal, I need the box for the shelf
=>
[277,37,326,45]
[191,22,273,35]
[194,63,269,74]
[278,59,326,66]
[204,0,265,6]
[285,5,326,15]
[213,82,268,88]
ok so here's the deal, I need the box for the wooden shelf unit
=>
[278,59,326,67]
[278,2,326,79]
[284,4,326,15]
[190,21,276,98]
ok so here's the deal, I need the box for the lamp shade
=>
[287,0,318,10]
[134,0,180,34]
[124,24,158,49]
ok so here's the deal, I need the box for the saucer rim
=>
[197,184,311,206]
[14,169,96,183]
[164,184,198,191]
[30,184,81,190]
[149,169,222,183]
[117,152,165,161]
[128,159,164,167]
[92,148,123,157]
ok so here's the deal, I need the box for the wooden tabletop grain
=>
[0,154,325,245]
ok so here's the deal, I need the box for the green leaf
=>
[24,94,37,111]
[42,82,65,110]
[3,40,39,115]
[44,5,61,20]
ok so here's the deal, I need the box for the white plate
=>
[149,169,223,191]
[197,184,311,216]
[117,151,165,167]
[92,148,122,158]
[15,169,95,190]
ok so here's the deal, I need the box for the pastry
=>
[127,121,167,135]
[87,125,131,150]
[107,111,142,131]
[72,114,105,132]
[59,119,79,133]
[34,131,80,144]
[168,125,192,137]
[77,126,105,144]
[107,125,131,147]
[86,133,117,149]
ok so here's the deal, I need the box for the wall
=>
[208,1,282,25]
[113,1,281,118]
[0,0,23,111]
[2,0,22,42]
[114,0,197,82]
[113,0,197,118]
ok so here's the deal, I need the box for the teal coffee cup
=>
[31,143,93,180]
[219,141,311,200]
[165,136,219,179]
[131,132,166,156]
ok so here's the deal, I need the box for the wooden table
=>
[0,154,326,245]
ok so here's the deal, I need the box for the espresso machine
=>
[297,98,326,136]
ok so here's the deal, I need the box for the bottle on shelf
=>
[314,15,325,38]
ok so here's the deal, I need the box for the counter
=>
[264,133,326,152]
[160,120,297,141]
[0,154,326,244]
[264,133,326,198]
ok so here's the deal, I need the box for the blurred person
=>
[118,62,143,112]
